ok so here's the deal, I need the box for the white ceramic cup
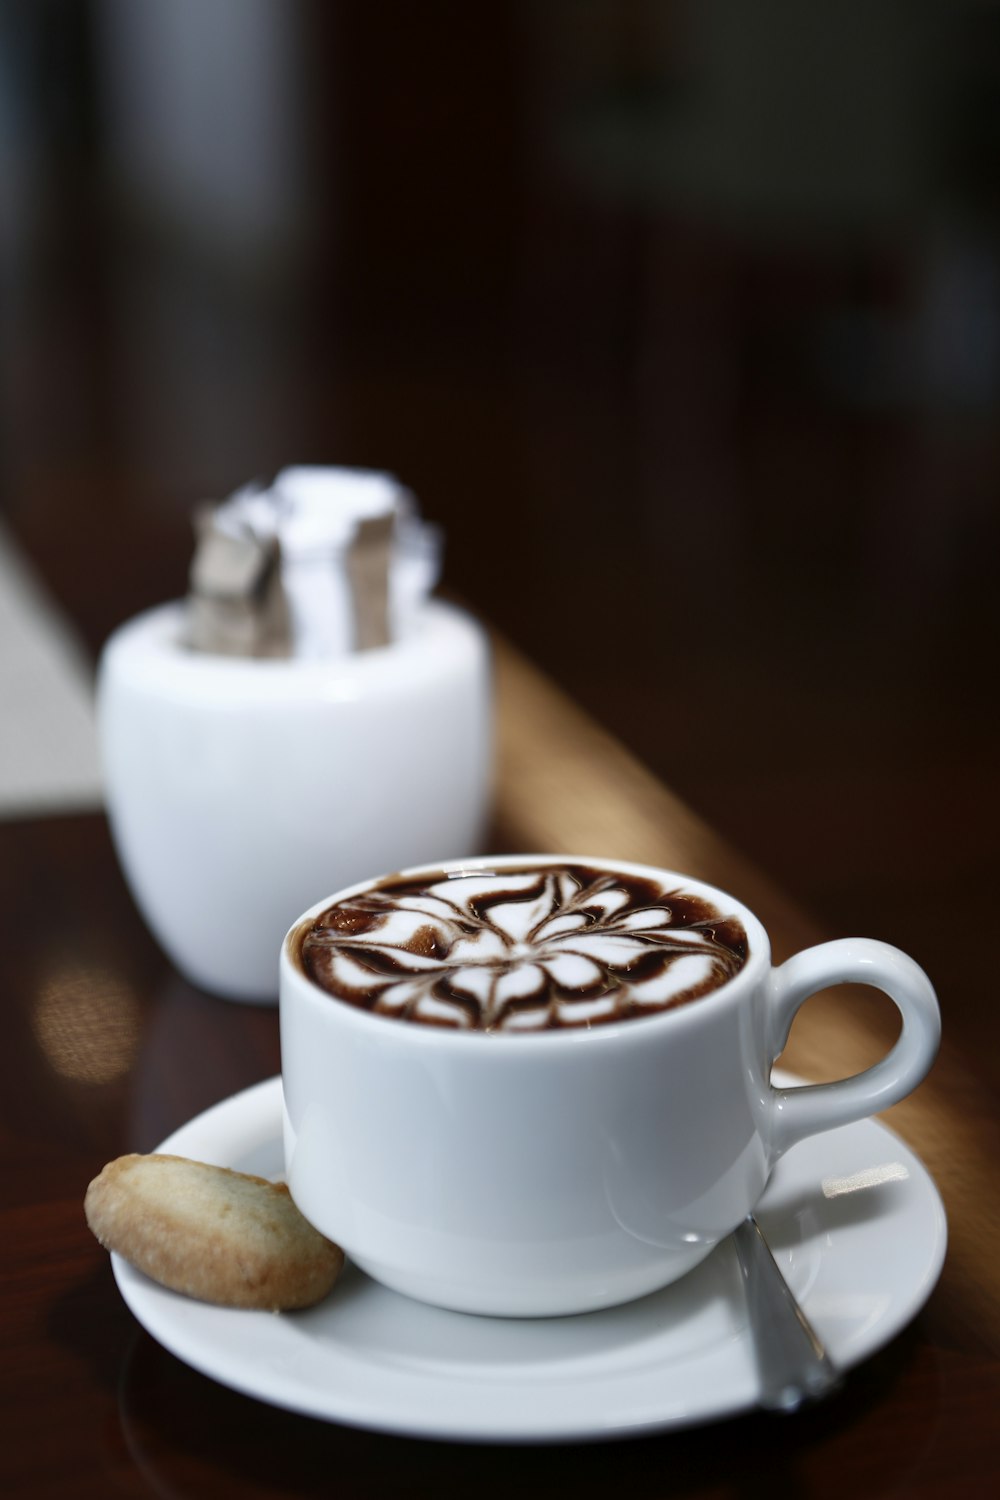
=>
[280,855,941,1317]
[97,601,491,1001]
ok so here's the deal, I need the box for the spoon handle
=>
[733,1213,843,1412]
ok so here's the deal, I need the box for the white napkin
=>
[0,521,103,818]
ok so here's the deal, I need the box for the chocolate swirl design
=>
[301,864,748,1032]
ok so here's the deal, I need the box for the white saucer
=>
[112,1075,946,1443]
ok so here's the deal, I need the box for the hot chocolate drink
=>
[297,862,748,1032]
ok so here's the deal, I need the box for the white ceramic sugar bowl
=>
[97,598,491,1001]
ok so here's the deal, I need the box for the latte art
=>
[299,864,748,1031]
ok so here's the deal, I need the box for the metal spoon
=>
[732,1213,843,1412]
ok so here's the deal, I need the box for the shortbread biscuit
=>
[85,1154,344,1310]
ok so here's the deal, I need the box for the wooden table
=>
[2,635,997,1499]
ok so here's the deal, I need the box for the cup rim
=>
[280,854,771,1047]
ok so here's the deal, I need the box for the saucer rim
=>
[111,1073,947,1443]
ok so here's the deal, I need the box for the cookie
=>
[85,1153,344,1311]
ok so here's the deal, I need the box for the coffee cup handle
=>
[766,938,940,1158]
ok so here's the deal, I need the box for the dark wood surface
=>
[1,649,998,1499]
[2,4,999,1494]
[0,633,995,1500]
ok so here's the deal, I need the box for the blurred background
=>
[1,1,997,1083]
